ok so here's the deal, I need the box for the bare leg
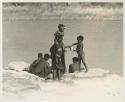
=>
[78,55,81,71]
[81,54,88,72]
[57,69,61,80]
[53,69,57,80]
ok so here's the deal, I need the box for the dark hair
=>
[38,53,43,58]
[73,57,79,62]
[44,53,50,60]
[58,24,65,29]
[77,35,84,41]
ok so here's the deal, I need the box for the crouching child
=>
[28,52,43,74]
[29,53,52,80]
[69,57,80,73]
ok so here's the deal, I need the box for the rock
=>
[7,61,30,72]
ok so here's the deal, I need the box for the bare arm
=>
[75,43,83,52]
[71,43,78,46]
[65,42,78,49]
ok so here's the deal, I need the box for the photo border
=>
[0,0,124,102]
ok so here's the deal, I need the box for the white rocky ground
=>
[2,61,124,102]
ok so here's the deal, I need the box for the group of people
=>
[28,24,88,80]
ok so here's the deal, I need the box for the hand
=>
[66,45,71,48]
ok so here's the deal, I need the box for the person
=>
[54,24,65,41]
[50,24,66,76]
[54,24,66,71]
[53,37,65,80]
[69,57,80,73]
[70,35,88,72]
[54,24,65,50]
[34,53,52,79]
[29,52,43,74]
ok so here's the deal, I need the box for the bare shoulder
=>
[54,30,59,35]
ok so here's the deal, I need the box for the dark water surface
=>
[3,19,123,75]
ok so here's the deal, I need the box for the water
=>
[3,19,123,75]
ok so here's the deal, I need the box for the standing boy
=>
[53,24,65,51]
[54,24,65,41]
[71,35,88,72]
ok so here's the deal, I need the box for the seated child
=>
[29,52,43,73]
[35,53,52,79]
[69,57,79,73]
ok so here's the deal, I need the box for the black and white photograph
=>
[2,1,124,102]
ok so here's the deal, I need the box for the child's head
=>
[38,52,43,58]
[77,35,84,43]
[44,53,50,61]
[58,24,65,32]
[72,57,79,63]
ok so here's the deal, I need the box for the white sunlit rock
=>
[7,61,30,72]
[3,68,123,102]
